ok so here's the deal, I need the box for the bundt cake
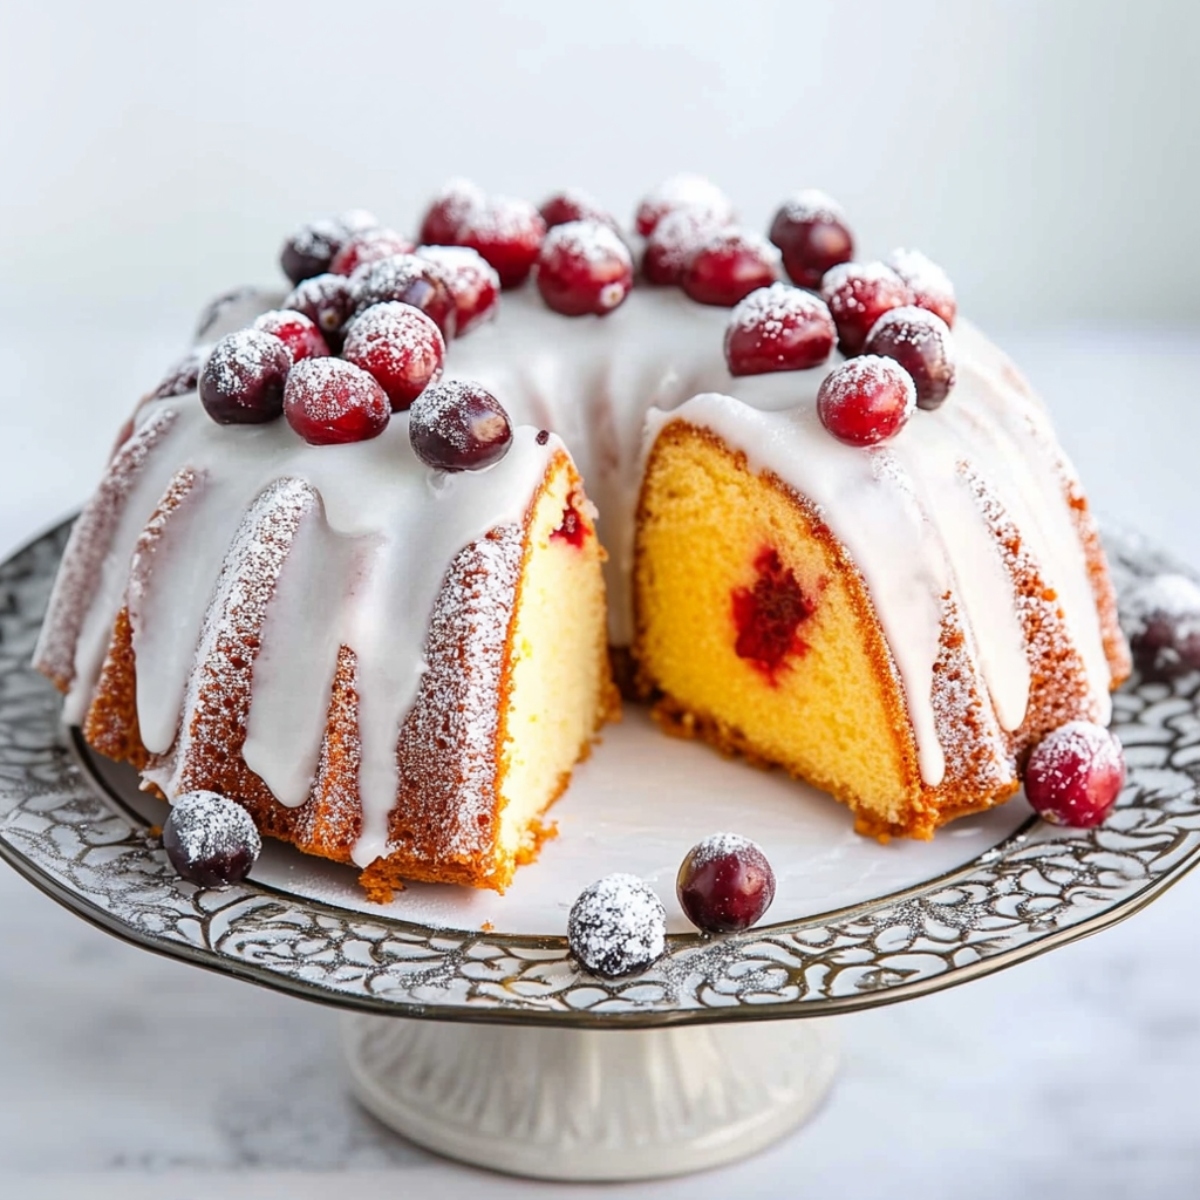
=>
[34,177,1130,896]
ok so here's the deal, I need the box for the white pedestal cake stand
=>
[2,521,1199,1182]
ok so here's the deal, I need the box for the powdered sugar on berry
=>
[167,789,262,864]
[568,873,667,977]
[775,189,846,225]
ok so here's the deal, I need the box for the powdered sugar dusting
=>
[636,174,734,235]
[728,282,832,337]
[33,407,179,691]
[167,788,262,865]
[1125,573,1200,638]
[151,477,317,800]
[642,207,733,282]
[776,189,846,225]
[822,260,907,307]
[888,248,955,303]
[568,873,666,977]
[389,525,525,867]
[1030,720,1123,787]
[541,220,631,269]
[686,831,759,871]
[820,356,916,416]
[410,380,511,459]
[343,302,445,376]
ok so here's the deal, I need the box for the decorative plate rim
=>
[1,518,1198,1028]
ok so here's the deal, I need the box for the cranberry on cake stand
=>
[2,519,1199,1181]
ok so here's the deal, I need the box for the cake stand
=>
[2,520,1199,1182]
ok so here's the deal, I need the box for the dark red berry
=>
[453,196,546,289]
[863,306,956,410]
[409,380,513,471]
[282,273,357,350]
[821,262,914,356]
[351,254,457,340]
[252,310,330,364]
[816,356,915,446]
[163,790,261,888]
[199,330,291,425]
[418,178,486,246]
[681,230,779,307]
[279,209,378,284]
[887,248,957,328]
[677,833,776,933]
[416,246,500,336]
[642,207,731,286]
[149,348,205,400]
[536,221,634,317]
[724,284,836,376]
[539,188,619,232]
[342,302,445,411]
[1127,574,1200,679]
[283,358,390,445]
[568,874,667,978]
[635,174,734,237]
[1025,721,1125,828]
[330,227,416,276]
[769,191,855,289]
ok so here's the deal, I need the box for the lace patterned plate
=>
[1,520,1198,1027]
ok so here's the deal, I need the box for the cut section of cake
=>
[633,328,1129,840]
[36,394,615,896]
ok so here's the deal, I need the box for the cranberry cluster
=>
[191,210,514,466]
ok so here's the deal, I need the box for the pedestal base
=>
[342,1014,839,1181]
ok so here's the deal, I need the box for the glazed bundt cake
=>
[35,177,1130,895]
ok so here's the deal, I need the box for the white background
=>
[2,2,1200,1196]
[1,0,1198,327]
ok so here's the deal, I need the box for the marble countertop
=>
[1,314,1198,1198]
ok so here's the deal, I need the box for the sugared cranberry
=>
[1126,573,1200,679]
[724,284,836,376]
[816,356,916,446]
[351,253,457,340]
[769,191,855,290]
[280,209,378,284]
[539,188,619,232]
[418,178,486,246]
[283,358,390,446]
[282,273,356,350]
[681,230,779,307]
[416,245,500,336]
[163,790,262,888]
[409,380,513,472]
[634,174,734,238]
[535,221,634,317]
[677,833,776,934]
[149,349,204,400]
[821,262,914,356]
[1025,721,1125,828]
[641,207,732,286]
[252,310,330,364]
[342,302,445,411]
[568,874,667,978]
[887,248,957,328]
[453,195,546,289]
[199,330,291,425]
[330,227,416,276]
[863,306,956,410]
